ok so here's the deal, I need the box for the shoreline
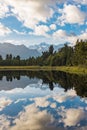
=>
[0,66,87,75]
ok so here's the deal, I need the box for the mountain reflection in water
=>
[0,70,87,97]
[0,70,87,130]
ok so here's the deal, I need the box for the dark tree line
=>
[0,39,87,66]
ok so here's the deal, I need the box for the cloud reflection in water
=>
[0,85,87,130]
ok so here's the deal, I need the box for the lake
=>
[0,70,87,130]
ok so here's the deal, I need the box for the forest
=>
[0,39,87,66]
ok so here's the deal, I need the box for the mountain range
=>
[29,42,65,54]
[0,42,66,59]
[0,43,40,59]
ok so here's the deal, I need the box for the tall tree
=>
[49,45,54,55]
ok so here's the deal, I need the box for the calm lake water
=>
[0,71,87,130]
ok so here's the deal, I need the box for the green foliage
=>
[0,40,87,66]
[72,39,87,66]
[49,45,54,55]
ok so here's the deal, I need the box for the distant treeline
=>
[0,39,87,66]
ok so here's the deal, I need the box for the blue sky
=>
[0,0,87,46]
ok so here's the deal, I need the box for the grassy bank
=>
[0,66,87,75]
[55,66,87,75]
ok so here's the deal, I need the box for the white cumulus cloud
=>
[50,24,56,30]
[9,104,54,130]
[3,0,64,29]
[0,115,10,130]
[30,25,50,37]
[53,29,67,38]
[0,97,12,111]
[31,97,50,107]
[53,29,87,45]
[62,108,85,127]
[50,103,57,108]
[73,0,87,5]
[0,23,11,36]
[53,89,77,103]
[58,4,86,25]
[0,2,9,18]
[2,0,66,29]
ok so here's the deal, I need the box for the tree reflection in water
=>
[0,70,87,97]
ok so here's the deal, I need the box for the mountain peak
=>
[29,42,65,54]
[40,42,48,46]
[0,43,40,59]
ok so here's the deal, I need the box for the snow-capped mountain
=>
[29,42,49,54]
[29,42,65,54]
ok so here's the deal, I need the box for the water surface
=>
[0,71,87,130]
